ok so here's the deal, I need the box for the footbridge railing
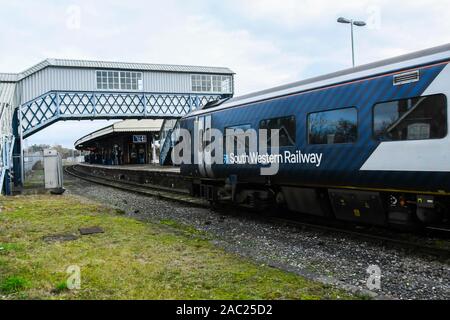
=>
[21,91,226,138]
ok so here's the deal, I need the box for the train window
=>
[373,94,447,141]
[308,108,357,145]
[259,116,296,147]
[224,124,253,155]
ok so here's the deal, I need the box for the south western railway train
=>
[176,44,450,229]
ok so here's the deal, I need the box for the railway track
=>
[65,165,450,260]
[268,217,450,260]
[64,165,208,207]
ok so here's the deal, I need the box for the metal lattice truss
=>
[21,91,225,137]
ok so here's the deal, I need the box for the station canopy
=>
[75,119,163,150]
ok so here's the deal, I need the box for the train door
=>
[196,116,206,177]
[204,115,214,178]
[196,115,214,178]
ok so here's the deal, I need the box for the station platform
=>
[70,163,187,191]
[78,163,180,174]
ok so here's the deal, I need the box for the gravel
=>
[65,173,450,300]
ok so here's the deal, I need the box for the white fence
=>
[63,156,85,166]
[24,152,44,176]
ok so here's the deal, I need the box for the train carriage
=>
[176,44,450,229]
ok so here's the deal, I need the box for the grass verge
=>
[0,194,356,300]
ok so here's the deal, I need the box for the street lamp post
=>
[337,17,366,67]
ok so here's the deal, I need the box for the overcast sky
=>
[1,0,449,148]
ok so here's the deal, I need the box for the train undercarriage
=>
[189,179,450,230]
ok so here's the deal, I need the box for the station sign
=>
[132,135,147,144]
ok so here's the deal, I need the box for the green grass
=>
[53,281,69,293]
[0,243,24,253]
[0,194,356,300]
[0,276,29,293]
[159,218,209,237]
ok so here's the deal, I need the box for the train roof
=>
[188,43,450,117]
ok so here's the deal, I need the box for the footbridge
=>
[0,59,234,194]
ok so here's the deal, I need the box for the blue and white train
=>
[177,44,450,229]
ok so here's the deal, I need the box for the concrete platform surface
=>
[78,163,180,174]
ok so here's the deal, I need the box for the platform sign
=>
[133,135,147,143]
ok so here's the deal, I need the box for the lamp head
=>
[337,17,351,24]
[353,21,366,27]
